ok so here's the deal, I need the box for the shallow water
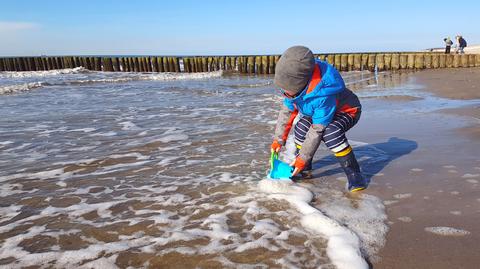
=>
[0,68,475,268]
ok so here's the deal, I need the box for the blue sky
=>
[1,0,479,56]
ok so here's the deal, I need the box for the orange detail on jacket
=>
[306,65,322,94]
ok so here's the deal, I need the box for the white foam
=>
[397,216,412,222]
[0,67,86,78]
[410,168,423,172]
[0,82,44,94]
[157,134,189,143]
[462,173,480,179]
[393,193,412,199]
[425,227,470,236]
[258,179,368,269]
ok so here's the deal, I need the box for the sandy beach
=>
[359,68,480,268]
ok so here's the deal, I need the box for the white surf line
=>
[258,179,368,269]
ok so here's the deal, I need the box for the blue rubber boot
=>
[336,148,369,192]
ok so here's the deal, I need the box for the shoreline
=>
[359,68,480,268]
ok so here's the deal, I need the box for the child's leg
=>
[293,116,313,174]
[323,111,368,192]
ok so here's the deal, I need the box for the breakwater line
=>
[1,53,479,74]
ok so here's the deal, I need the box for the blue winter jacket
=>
[283,60,345,127]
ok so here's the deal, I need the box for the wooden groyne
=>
[1,53,479,74]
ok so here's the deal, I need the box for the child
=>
[270,46,368,192]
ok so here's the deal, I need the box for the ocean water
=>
[0,68,464,268]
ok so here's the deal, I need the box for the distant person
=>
[444,37,453,54]
[455,35,467,54]
[270,46,368,192]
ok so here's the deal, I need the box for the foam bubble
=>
[425,227,470,236]
[393,193,412,199]
[462,173,479,179]
[397,216,412,223]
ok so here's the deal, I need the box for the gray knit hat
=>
[274,46,315,95]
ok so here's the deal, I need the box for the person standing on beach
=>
[270,46,368,192]
[455,35,467,54]
[444,37,453,54]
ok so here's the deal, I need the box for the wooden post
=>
[414,54,424,69]
[49,57,56,70]
[476,54,480,67]
[334,54,341,70]
[196,57,202,72]
[391,54,400,70]
[398,54,406,69]
[198,57,205,72]
[269,55,275,74]
[468,54,475,67]
[127,57,134,72]
[326,54,334,65]
[261,55,269,74]
[424,54,432,69]
[446,54,453,68]
[367,54,376,71]
[460,54,468,67]
[145,57,152,72]
[407,54,415,69]
[384,54,392,70]
[353,54,361,71]
[0,59,4,71]
[376,54,385,71]
[318,54,326,61]
[173,57,180,72]
[156,57,163,72]
[256,56,263,74]
[432,54,439,68]
[206,57,212,72]
[452,54,460,68]
[94,57,101,71]
[439,54,446,68]
[340,54,348,71]
[346,54,353,71]
[237,57,244,73]
[103,57,113,71]
[361,54,368,71]
[247,56,255,74]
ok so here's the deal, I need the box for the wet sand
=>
[359,68,480,269]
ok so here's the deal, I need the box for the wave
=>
[0,69,224,95]
[0,82,45,95]
[0,67,88,78]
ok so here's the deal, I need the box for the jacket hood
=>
[288,60,345,102]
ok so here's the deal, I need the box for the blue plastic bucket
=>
[269,155,293,180]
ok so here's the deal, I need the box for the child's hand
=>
[290,157,306,176]
[271,140,282,153]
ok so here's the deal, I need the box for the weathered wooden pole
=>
[445,54,453,68]
[353,54,361,71]
[261,55,269,74]
[407,54,415,69]
[361,54,368,70]
[340,54,348,71]
[431,54,439,68]
[326,54,334,66]
[254,56,261,74]
[367,54,376,71]
[414,54,424,69]
[247,56,255,74]
[334,54,341,70]
[391,54,400,70]
[182,58,189,73]
[269,55,275,74]
[424,54,432,69]
[199,57,206,72]
[460,54,468,67]
[103,57,113,71]
[476,54,480,67]
[452,54,460,68]
[376,54,385,71]
[156,57,163,72]
[468,54,475,67]
[439,54,446,68]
